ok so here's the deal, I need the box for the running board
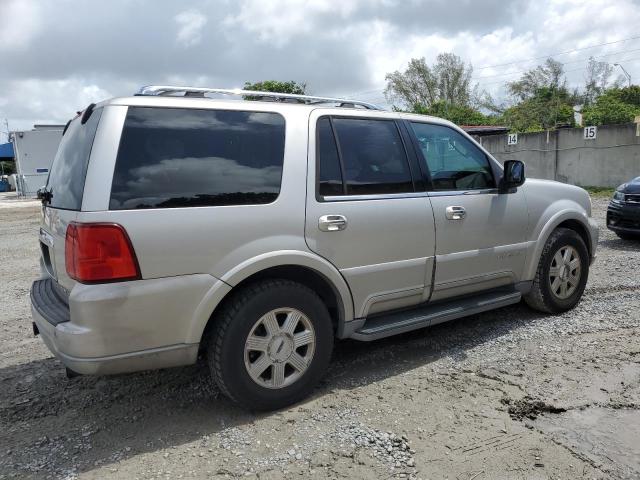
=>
[350,290,522,341]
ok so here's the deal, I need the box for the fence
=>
[476,123,640,188]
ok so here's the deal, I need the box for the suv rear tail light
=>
[65,223,141,283]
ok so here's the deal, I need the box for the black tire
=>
[524,228,589,314]
[208,279,333,411]
[616,231,640,241]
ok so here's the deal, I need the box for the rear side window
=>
[47,108,102,210]
[317,117,344,196]
[110,107,285,209]
[317,117,413,197]
[410,122,495,191]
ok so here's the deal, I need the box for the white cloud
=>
[223,0,366,46]
[175,9,208,47]
[1,0,640,131]
[0,0,42,51]
[0,78,112,131]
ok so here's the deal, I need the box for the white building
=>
[10,125,64,197]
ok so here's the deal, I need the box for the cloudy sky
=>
[1,0,640,140]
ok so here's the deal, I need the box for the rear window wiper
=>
[37,187,52,205]
[62,119,72,136]
[81,103,96,125]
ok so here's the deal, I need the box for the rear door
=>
[39,107,103,291]
[406,120,529,300]
[305,110,436,318]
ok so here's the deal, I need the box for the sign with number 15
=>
[584,126,597,140]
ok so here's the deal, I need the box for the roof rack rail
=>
[136,85,382,110]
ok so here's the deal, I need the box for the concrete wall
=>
[476,123,640,188]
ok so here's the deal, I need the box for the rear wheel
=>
[524,228,589,313]
[208,279,333,411]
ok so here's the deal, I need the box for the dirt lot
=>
[1,193,639,480]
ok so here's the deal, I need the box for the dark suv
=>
[607,176,640,239]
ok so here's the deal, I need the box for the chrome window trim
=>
[321,192,429,202]
[321,188,500,202]
[429,188,499,197]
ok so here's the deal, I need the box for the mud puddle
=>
[535,406,640,479]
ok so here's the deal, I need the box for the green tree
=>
[0,160,15,176]
[384,53,475,110]
[618,85,640,105]
[508,58,566,101]
[243,80,306,98]
[583,56,615,105]
[502,87,575,132]
[502,59,577,132]
[582,86,640,126]
[413,101,498,126]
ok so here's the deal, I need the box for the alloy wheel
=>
[549,245,582,300]
[243,308,316,389]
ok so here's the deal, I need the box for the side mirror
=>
[500,160,525,193]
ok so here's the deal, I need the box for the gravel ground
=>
[1,194,639,480]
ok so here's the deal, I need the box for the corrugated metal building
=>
[10,125,64,197]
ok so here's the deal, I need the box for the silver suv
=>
[31,86,598,410]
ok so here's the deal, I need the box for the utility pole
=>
[614,63,632,87]
[2,119,9,144]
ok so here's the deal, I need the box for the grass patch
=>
[582,186,615,198]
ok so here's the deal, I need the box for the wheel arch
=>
[188,251,355,346]
[555,219,592,257]
[524,209,594,281]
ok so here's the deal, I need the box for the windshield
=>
[46,108,102,210]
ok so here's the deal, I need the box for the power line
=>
[475,34,640,70]
[358,54,640,95]
[476,55,640,87]
[344,37,640,101]
[474,46,640,80]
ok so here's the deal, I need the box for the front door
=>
[407,120,529,301]
[305,110,436,318]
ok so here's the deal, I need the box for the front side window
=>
[410,122,495,191]
[317,117,413,197]
[110,107,285,209]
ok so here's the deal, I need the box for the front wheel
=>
[208,279,334,411]
[524,228,589,313]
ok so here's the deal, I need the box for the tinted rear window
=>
[46,108,102,210]
[317,117,344,196]
[329,118,413,196]
[110,107,286,210]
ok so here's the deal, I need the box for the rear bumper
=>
[607,201,640,233]
[31,307,198,375]
[30,274,226,375]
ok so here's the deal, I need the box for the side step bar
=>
[350,290,522,341]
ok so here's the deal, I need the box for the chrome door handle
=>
[445,206,466,220]
[318,215,348,232]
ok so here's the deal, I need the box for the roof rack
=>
[136,85,382,110]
